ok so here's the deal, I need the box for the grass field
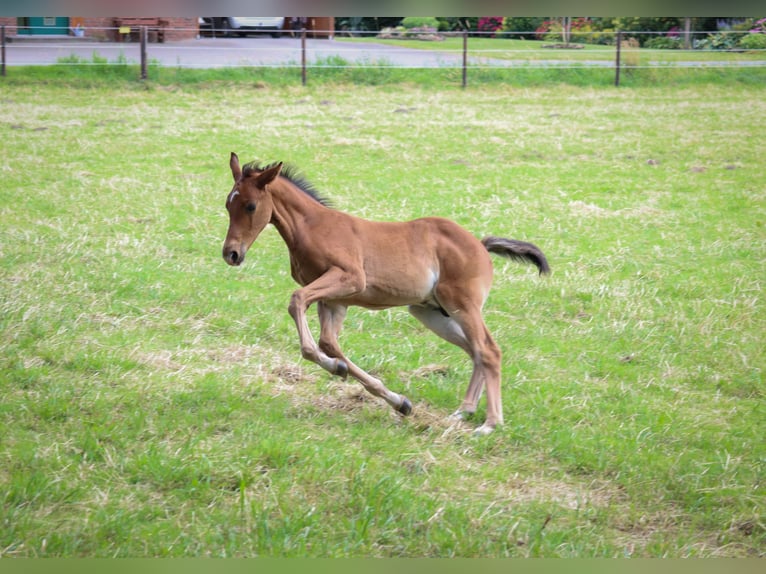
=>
[341,35,766,63]
[0,79,764,557]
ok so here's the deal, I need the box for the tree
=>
[561,16,572,45]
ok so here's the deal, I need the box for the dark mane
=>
[243,161,332,207]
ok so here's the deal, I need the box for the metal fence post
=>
[462,30,468,88]
[301,28,307,86]
[615,30,622,86]
[1,26,6,77]
[140,26,148,80]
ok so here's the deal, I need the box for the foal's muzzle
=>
[223,244,246,266]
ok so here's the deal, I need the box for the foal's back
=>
[326,214,494,310]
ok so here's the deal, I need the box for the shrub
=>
[501,17,545,39]
[535,18,600,44]
[392,17,444,41]
[644,36,683,49]
[695,32,743,50]
[748,16,766,33]
[739,32,766,50]
[477,17,504,37]
[590,29,617,45]
[400,17,440,31]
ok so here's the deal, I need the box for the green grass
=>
[340,35,766,62]
[2,37,765,89]
[5,61,764,90]
[0,81,764,557]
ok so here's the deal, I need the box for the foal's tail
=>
[482,236,551,276]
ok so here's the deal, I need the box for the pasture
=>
[0,80,764,557]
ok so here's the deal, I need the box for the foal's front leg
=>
[287,268,411,416]
[287,268,354,378]
[318,302,412,416]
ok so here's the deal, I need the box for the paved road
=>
[5,36,474,68]
[5,36,764,70]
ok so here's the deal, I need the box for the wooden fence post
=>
[1,26,6,77]
[140,26,148,80]
[615,30,622,86]
[462,30,468,88]
[301,28,307,86]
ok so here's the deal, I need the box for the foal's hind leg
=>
[411,296,503,435]
[409,305,488,421]
[316,301,412,416]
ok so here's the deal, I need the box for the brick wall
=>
[0,17,198,41]
[0,17,17,33]
[155,18,199,42]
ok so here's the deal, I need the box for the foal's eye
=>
[246,203,256,213]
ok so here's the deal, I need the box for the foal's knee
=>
[287,293,303,320]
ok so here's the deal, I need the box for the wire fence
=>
[2,26,765,86]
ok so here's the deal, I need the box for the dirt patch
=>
[501,475,619,510]
[263,364,475,435]
[270,364,311,385]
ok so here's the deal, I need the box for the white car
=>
[204,17,285,37]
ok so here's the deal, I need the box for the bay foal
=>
[222,153,549,434]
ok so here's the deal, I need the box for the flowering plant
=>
[739,20,766,50]
[534,17,597,44]
[749,17,766,33]
[477,17,504,37]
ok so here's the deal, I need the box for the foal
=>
[222,153,549,435]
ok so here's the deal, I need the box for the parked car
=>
[201,17,285,37]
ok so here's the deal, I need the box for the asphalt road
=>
[4,36,476,68]
[5,36,764,70]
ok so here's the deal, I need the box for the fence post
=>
[1,26,6,77]
[140,26,148,80]
[615,30,622,86]
[462,30,468,88]
[301,28,307,86]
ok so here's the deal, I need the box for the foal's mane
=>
[243,161,332,208]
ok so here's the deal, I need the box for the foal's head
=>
[222,152,282,266]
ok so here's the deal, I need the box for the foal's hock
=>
[221,153,549,435]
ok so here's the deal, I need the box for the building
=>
[0,17,335,42]
[0,17,198,41]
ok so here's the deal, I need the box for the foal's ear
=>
[255,162,283,188]
[230,152,242,181]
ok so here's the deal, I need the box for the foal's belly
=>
[331,267,439,310]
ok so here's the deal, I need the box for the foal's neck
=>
[269,178,330,249]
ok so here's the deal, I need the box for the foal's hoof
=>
[397,396,413,416]
[473,423,496,436]
[334,359,348,379]
[448,409,466,422]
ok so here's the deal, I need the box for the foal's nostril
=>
[230,251,239,263]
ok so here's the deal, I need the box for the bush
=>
[747,16,766,33]
[644,36,683,49]
[695,32,744,50]
[739,32,766,50]
[400,17,439,31]
[534,17,606,45]
[502,17,545,38]
[477,17,504,37]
